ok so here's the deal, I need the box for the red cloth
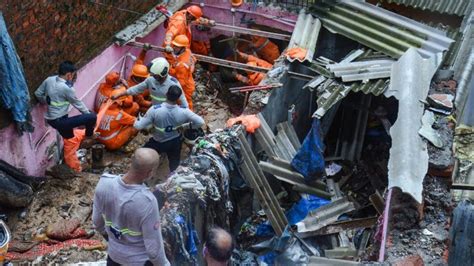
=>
[6,239,104,261]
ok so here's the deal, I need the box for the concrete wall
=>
[0,0,159,128]
[0,9,167,176]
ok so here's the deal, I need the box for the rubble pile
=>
[154,127,242,265]
[193,65,232,132]
[387,177,452,265]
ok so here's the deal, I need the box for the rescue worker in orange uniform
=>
[168,35,197,110]
[127,47,152,113]
[163,5,215,53]
[233,51,272,85]
[95,72,139,116]
[250,35,280,64]
[96,89,138,151]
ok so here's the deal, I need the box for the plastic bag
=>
[286,194,330,225]
[291,119,325,182]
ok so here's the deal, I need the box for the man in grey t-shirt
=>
[34,61,96,140]
[92,148,170,266]
[134,85,204,173]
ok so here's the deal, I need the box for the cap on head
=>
[149,57,169,78]
[131,64,149,78]
[172,35,190,48]
[105,71,120,85]
[186,5,202,19]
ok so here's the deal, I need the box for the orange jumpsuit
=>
[96,104,137,151]
[169,48,197,110]
[235,53,272,85]
[128,50,152,113]
[95,83,139,116]
[164,10,192,48]
[251,36,280,64]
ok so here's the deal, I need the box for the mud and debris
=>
[386,177,453,265]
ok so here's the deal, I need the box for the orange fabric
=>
[240,52,273,68]
[251,36,280,64]
[285,47,308,61]
[248,71,265,86]
[6,239,104,261]
[164,10,192,47]
[95,84,136,116]
[169,48,196,110]
[226,115,261,133]
[63,129,85,172]
[96,104,137,151]
[191,40,210,55]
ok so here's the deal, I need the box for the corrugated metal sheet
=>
[311,1,454,60]
[312,78,389,119]
[382,0,472,16]
[385,48,437,203]
[287,9,321,62]
[327,59,394,82]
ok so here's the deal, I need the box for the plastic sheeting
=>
[291,119,325,182]
[0,13,33,133]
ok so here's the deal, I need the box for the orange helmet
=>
[231,0,243,7]
[105,71,120,85]
[186,5,202,19]
[131,64,149,78]
[172,35,190,47]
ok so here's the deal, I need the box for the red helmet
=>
[186,5,202,19]
[105,71,120,85]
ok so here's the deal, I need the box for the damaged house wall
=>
[0,1,160,176]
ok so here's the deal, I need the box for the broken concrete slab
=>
[419,110,443,148]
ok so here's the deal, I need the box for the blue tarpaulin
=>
[0,12,32,133]
[291,118,325,182]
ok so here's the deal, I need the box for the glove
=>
[165,45,173,53]
[143,43,152,51]
[209,20,216,26]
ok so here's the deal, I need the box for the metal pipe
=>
[208,23,292,41]
[126,42,270,73]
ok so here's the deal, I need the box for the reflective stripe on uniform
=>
[150,94,166,102]
[154,126,166,132]
[254,38,270,52]
[97,129,121,141]
[49,101,69,107]
[103,215,142,236]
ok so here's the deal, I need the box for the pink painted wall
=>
[0,2,295,176]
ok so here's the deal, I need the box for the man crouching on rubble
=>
[92,148,170,266]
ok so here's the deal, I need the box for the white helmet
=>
[149,57,169,77]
